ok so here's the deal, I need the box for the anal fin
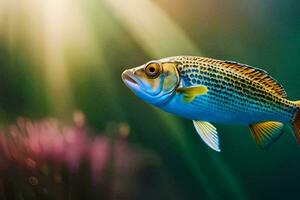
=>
[249,121,284,149]
[193,120,220,152]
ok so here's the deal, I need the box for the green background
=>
[0,0,299,199]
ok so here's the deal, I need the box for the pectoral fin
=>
[249,121,284,149]
[177,85,208,103]
[193,120,220,152]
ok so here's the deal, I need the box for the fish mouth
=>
[122,70,138,86]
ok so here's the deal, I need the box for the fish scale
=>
[166,56,297,124]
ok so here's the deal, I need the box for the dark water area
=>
[0,0,299,199]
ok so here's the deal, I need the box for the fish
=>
[121,56,300,152]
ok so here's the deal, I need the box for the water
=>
[0,0,299,199]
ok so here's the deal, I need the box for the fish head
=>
[122,60,180,106]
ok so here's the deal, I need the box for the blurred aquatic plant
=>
[0,112,160,200]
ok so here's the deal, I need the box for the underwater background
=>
[0,0,299,199]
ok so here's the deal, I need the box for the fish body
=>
[159,56,296,124]
[122,56,300,152]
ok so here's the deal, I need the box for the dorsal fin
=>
[222,60,287,97]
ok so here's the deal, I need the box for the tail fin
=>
[292,101,300,143]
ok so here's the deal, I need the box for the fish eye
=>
[145,62,161,79]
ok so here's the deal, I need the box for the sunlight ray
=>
[103,0,198,58]
[0,0,97,116]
